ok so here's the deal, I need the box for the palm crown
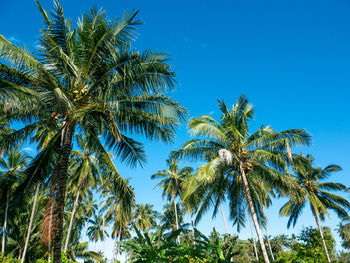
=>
[133,203,158,232]
[280,154,349,228]
[280,154,349,263]
[152,159,192,236]
[171,95,311,263]
[0,1,186,261]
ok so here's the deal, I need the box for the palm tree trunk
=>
[240,163,270,263]
[190,213,195,237]
[53,124,75,263]
[46,166,59,263]
[1,190,9,256]
[48,198,55,263]
[174,197,179,230]
[112,229,118,263]
[173,197,180,244]
[248,211,259,261]
[312,209,331,263]
[265,227,275,261]
[21,183,40,263]
[219,200,229,234]
[48,203,53,263]
[64,188,81,252]
[102,195,107,257]
[116,226,122,261]
[116,234,121,257]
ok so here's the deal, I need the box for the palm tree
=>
[133,203,158,232]
[66,242,103,262]
[152,159,192,236]
[112,222,131,262]
[82,194,98,228]
[280,154,350,263]
[101,176,134,262]
[64,135,101,252]
[68,191,97,247]
[0,148,30,256]
[87,214,109,244]
[160,201,185,232]
[171,96,311,263]
[183,168,231,234]
[1,182,45,261]
[269,234,292,258]
[0,1,185,262]
[0,116,14,157]
[338,216,350,250]
[20,183,41,263]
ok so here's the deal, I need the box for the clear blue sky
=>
[1,0,350,259]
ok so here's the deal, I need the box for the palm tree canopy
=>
[0,0,186,205]
[87,214,109,242]
[133,203,158,231]
[280,154,350,228]
[0,148,30,192]
[338,216,350,249]
[152,158,193,200]
[171,95,311,230]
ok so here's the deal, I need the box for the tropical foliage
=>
[0,1,349,263]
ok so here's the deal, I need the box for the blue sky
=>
[1,0,350,259]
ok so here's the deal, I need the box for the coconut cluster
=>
[241,150,253,172]
[72,85,89,103]
[50,112,62,120]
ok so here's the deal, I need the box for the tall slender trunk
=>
[173,196,180,243]
[48,199,55,263]
[265,228,275,261]
[102,195,107,256]
[312,208,331,263]
[190,213,195,237]
[116,226,122,260]
[53,124,75,263]
[21,183,40,263]
[64,188,81,252]
[248,211,258,261]
[219,200,229,234]
[240,163,270,263]
[47,165,59,263]
[1,190,9,255]
[112,226,118,263]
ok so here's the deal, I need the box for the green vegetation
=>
[0,1,349,263]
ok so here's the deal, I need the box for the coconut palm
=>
[66,191,98,249]
[133,203,158,232]
[83,194,98,226]
[183,167,231,234]
[111,221,131,262]
[64,135,101,252]
[0,1,185,261]
[99,165,133,258]
[171,95,311,263]
[280,154,350,263]
[20,183,41,263]
[338,217,350,250]
[0,148,30,256]
[66,242,103,262]
[87,214,109,244]
[160,201,185,232]
[0,116,14,157]
[5,186,45,262]
[152,159,192,235]
[101,175,134,262]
